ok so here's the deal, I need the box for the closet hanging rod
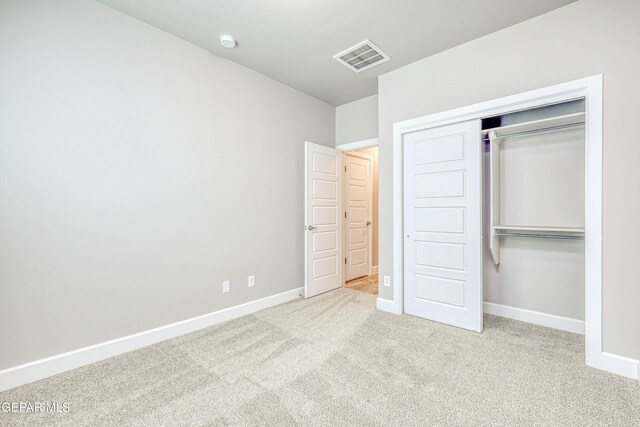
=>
[494,231,585,240]
[483,122,584,141]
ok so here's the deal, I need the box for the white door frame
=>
[337,137,379,284]
[389,75,635,379]
[343,151,374,282]
[336,138,378,152]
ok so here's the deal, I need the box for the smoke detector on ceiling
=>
[220,35,237,49]
[333,40,390,73]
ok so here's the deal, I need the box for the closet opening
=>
[391,76,613,375]
[481,99,586,335]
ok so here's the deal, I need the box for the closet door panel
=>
[404,120,483,332]
[414,207,465,234]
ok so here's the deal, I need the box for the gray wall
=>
[335,95,378,145]
[0,0,334,369]
[378,0,640,359]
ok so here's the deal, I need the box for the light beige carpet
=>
[1,288,638,426]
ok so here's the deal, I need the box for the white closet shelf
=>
[493,225,585,233]
[482,112,585,138]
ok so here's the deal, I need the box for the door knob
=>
[366,221,371,225]
[306,225,317,231]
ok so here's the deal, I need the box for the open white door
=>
[403,120,483,332]
[304,141,343,298]
[344,152,373,281]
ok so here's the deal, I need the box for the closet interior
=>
[481,99,586,331]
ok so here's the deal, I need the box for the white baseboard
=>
[0,287,303,392]
[371,265,378,275]
[377,297,401,314]
[483,302,585,335]
[589,351,639,381]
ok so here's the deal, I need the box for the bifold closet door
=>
[403,120,483,332]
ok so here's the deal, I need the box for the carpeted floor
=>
[1,288,638,426]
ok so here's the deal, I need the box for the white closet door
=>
[403,120,483,332]
[304,141,343,298]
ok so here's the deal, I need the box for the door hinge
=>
[344,211,347,218]
[344,166,347,172]
[345,258,347,264]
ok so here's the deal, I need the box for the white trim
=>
[371,265,378,275]
[391,75,613,375]
[484,302,585,335]
[583,77,604,374]
[594,352,639,380]
[0,287,303,392]
[376,297,399,313]
[336,137,378,152]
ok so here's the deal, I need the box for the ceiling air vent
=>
[333,40,390,73]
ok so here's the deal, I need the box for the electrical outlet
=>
[223,280,230,293]
[383,275,391,287]
[248,275,255,287]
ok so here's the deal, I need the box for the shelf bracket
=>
[489,130,500,266]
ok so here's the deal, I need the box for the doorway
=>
[303,140,379,298]
[340,144,379,296]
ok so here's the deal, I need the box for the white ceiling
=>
[96,0,575,106]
